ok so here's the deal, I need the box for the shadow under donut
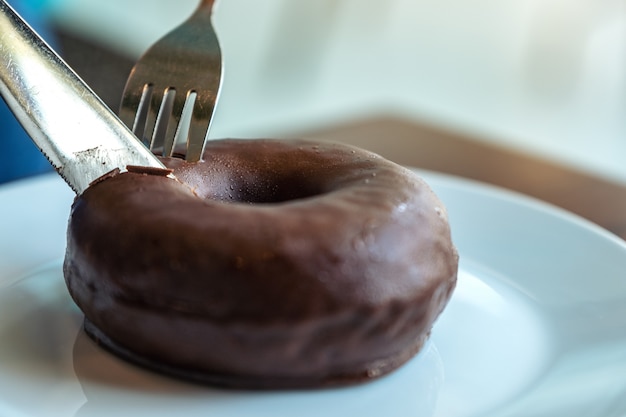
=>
[71,322,445,416]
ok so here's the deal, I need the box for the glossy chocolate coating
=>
[63,139,458,388]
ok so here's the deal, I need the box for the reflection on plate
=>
[1,172,626,417]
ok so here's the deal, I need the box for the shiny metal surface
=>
[0,0,166,194]
[119,0,223,162]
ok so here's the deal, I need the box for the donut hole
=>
[218,172,328,204]
[166,142,365,204]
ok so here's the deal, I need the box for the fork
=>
[119,0,222,162]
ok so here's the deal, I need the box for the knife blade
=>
[0,0,168,194]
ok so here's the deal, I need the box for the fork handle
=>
[199,0,218,12]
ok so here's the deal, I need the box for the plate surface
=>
[1,172,626,417]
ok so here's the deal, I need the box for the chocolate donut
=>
[63,139,458,389]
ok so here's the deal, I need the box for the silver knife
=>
[0,0,168,194]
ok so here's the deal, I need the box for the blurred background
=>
[2,0,626,235]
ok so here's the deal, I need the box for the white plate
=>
[1,172,626,417]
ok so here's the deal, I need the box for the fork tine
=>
[132,84,154,145]
[162,89,194,157]
[119,80,161,149]
[118,81,146,141]
[172,91,197,156]
[152,87,177,154]
[186,92,213,162]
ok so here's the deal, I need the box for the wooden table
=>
[301,117,626,241]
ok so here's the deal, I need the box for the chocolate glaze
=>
[63,139,458,389]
